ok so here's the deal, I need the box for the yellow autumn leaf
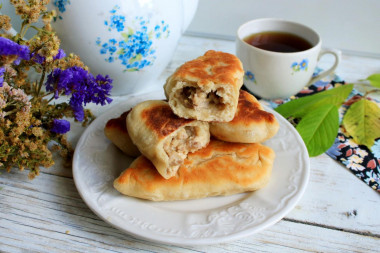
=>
[342,99,380,148]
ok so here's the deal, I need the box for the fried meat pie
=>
[114,139,275,201]
[126,100,210,179]
[104,110,141,157]
[164,50,244,122]
[210,90,279,143]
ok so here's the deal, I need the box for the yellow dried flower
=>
[28,142,38,151]
[0,15,12,31]
[31,127,43,137]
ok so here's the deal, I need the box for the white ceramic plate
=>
[73,92,310,246]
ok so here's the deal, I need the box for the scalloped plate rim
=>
[72,91,310,246]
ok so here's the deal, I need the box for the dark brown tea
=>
[244,31,313,53]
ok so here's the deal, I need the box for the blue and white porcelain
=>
[50,0,198,95]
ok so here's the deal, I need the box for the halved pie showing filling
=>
[126,100,210,179]
[164,50,244,122]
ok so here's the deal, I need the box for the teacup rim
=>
[236,18,322,55]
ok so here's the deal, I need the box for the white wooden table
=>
[1,35,379,252]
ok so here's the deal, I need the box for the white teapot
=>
[49,0,198,95]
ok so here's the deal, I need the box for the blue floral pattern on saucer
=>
[96,5,170,72]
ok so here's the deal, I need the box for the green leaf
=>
[342,99,380,148]
[275,93,332,118]
[275,84,353,118]
[296,104,339,157]
[366,73,380,88]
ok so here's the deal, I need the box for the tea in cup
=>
[236,18,340,99]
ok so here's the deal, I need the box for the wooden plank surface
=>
[0,35,379,252]
[0,169,378,253]
[0,168,380,252]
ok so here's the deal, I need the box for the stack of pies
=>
[104,50,279,201]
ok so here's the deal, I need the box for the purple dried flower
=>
[31,49,66,64]
[13,58,22,65]
[45,66,113,121]
[46,68,61,98]
[93,74,113,105]
[50,119,70,134]
[31,52,45,64]
[71,105,85,122]
[0,37,30,62]
[0,67,5,87]
[53,49,66,60]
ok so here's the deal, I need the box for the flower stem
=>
[21,24,31,39]
[16,22,28,41]
[36,68,46,97]
[4,108,19,117]
[47,96,55,103]
[364,89,380,97]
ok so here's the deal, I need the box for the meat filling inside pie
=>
[163,126,206,171]
[126,100,210,179]
[179,86,227,111]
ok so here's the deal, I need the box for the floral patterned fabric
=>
[248,71,380,192]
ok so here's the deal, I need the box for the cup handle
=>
[307,48,341,86]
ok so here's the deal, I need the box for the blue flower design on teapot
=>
[96,6,170,72]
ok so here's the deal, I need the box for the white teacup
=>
[236,18,340,99]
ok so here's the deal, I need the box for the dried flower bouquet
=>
[0,1,113,178]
